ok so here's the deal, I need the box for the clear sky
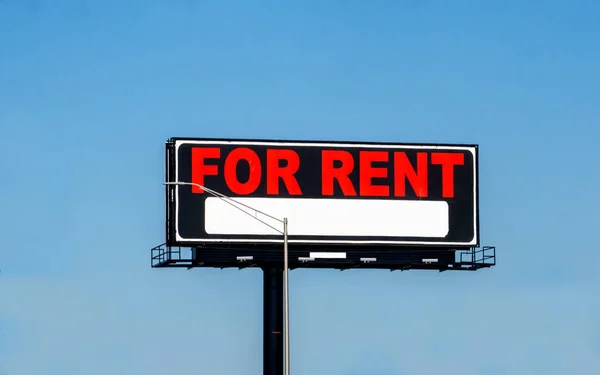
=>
[1,0,599,374]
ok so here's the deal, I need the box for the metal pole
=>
[283,217,290,375]
[263,267,283,375]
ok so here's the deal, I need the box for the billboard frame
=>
[165,137,480,250]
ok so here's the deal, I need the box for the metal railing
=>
[459,246,496,268]
[151,243,181,267]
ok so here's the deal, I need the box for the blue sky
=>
[1,0,599,374]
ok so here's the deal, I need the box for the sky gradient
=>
[1,1,599,374]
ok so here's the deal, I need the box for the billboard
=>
[165,138,479,249]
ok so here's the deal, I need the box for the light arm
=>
[164,181,284,235]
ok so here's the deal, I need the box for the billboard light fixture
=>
[309,252,346,259]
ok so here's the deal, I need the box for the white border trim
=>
[172,139,478,246]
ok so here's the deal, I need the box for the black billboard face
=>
[166,138,479,248]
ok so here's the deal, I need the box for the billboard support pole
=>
[263,267,284,375]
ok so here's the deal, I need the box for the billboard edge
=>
[166,137,480,249]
